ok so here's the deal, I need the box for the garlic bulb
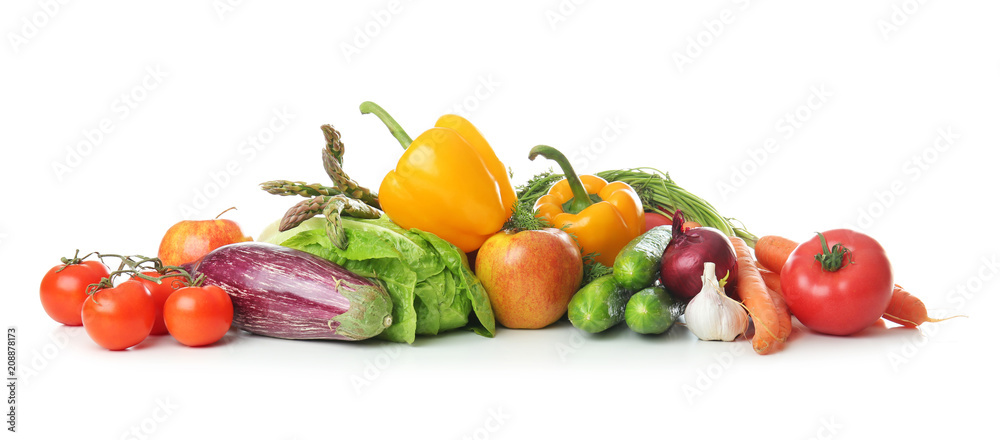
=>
[683,262,748,341]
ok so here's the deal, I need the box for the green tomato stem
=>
[813,232,853,272]
[359,101,413,149]
[56,249,98,272]
[528,145,593,215]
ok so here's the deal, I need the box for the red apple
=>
[158,211,251,267]
[475,228,583,329]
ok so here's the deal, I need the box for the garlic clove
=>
[683,262,749,342]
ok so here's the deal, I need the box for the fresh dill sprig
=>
[581,253,613,285]
[503,200,550,232]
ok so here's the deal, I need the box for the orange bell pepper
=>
[361,101,516,253]
[529,145,645,266]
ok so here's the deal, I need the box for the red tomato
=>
[132,271,188,336]
[164,285,233,347]
[643,212,672,232]
[780,229,894,336]
[81,280,156,350]
[39,260,110,326]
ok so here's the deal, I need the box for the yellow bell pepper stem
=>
[359,101,413,148]
[361,101,517,253]
[528,145,593,215]
[528,144,645,266]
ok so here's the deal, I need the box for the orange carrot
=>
[768,287,792,342]
[754,235,799,274]
[730,236,781,355]
[757,268,781,294]
[883,284,964,327]
[758,268,792,342]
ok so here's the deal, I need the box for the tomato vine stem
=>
[813,232,854,272]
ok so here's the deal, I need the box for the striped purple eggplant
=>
[183,242,392,341]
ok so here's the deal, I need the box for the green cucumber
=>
[567,275,632,333]
[613,225,672,291]
[625,286,681,335]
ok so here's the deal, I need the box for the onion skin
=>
[659,211,739,303]
[183,242,393,341]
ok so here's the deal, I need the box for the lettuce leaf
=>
[281,227,419,343]
[278,216,495,342]
[410,229,495,338]
[346,258,418,344]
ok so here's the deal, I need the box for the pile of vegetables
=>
[567,223,680,335]
[36,100,962,356]
[568,213,962,355]
[39,252,234,350]
[515,168,758,247]
[256,102,501,343]
[261,217,495,343]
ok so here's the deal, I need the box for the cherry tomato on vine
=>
[39,259,110,326]
[780,229,894,336]
[131,271,188,336]
[164,285,233,347]
[81,280,156,350]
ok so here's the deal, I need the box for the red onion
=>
[660,210,739,303]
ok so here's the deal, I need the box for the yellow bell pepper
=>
[529,145,645,266]
[361,102,516,253]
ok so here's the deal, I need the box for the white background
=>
[3,1,998,438]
